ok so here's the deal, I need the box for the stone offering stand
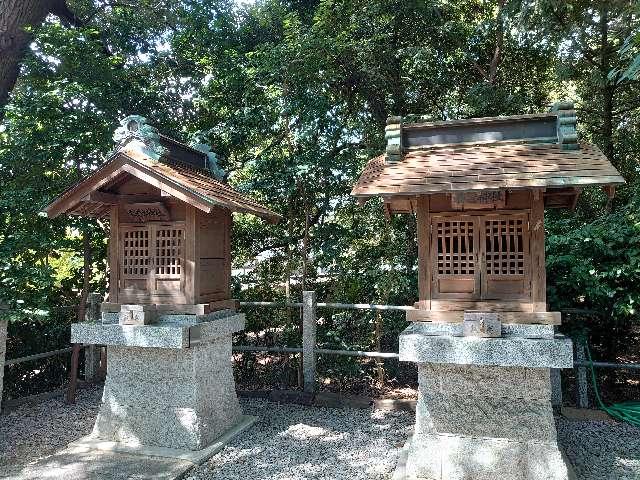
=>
[70,309,253,461]
[398,320,573,479]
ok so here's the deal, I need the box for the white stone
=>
[463,311,502,337]
[93,337,242,450]
[405,433,571,480]
[402,322,555,339]
[414,393,557,442]
[401,330,573,480]
[399,324,573,368]
[71,313,245,349]
[417,363,551,399]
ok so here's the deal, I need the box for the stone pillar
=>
[550,368,563,408]
[302,291,317,394]
[575,343,589,409]
[399,322,574,480]
[71,310,247,451]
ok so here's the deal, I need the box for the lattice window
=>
[122,229,150,277]
[155,227,183,277]
[435,219,475,275]
[484,218,525,276]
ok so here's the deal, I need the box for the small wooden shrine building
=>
[45,116,280,313]
[352,103,624,324]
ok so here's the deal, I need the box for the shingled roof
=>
[44,116,281,223]
[352,104,624,201]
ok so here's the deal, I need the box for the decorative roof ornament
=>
[113,115,167,162]
[189,135,225,180]
[385,116,403,163]
[551,101,578,150]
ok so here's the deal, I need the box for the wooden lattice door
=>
[119,222,185,300]
[431,216,480,299]
[430,213,531,301]
[120,225,151,293]
[480,214,530,300]
[151,224,184,294]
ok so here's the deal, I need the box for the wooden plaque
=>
[123,202,170,223]
[452,191,505,210]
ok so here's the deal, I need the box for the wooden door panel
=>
[119,225,151,294]
[481,214,531,300]
[431,216,479,299]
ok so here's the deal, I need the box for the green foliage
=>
[547,193,640,320]
[0,0,639,396]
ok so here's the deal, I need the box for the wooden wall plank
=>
[530,191,547,312]
[416,195,430,309]
[108,206,119,303]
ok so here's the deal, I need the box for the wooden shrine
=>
[352,103,624,324]
[45,116,280,315]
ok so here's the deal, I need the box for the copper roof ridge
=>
[402,112,558,130]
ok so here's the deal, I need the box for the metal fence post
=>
[302,291,317,394]
[84,293,101,382]
[575,343,589,408]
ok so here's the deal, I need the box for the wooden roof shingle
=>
[354,105,624,202]
[44,132,281,223]
[352,142,624,197]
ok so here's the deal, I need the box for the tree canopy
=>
[1,0,640,389]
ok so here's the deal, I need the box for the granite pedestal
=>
[398,322,574,480]
[71,310,250,455]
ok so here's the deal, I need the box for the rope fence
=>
[2,293,638,409]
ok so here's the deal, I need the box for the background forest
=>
[1,0,640,399]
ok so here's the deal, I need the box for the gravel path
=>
[557,416,640,480]
[185,399,413,480]
[0,385,101,467]
[1,387,639,480]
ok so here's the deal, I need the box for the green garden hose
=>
[582,338,640,427]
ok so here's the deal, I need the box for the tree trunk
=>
[598,3,615,162]
[0,0,78,114]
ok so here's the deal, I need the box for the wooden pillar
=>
[184,205,200,304]
[108,205,119,303]
[84,293,102,382]
[530,191,546,312]
[416,195,431,310]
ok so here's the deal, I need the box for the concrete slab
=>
[68,414,257,464]
[0,446,193,480]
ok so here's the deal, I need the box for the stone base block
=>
[93,337,242,450]
[401,352,573,480]
[70,415,257,465]
[399,324,573,368]
[404,433,571,480]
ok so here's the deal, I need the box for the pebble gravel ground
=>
[557,416,640,480]
[1,386,640,480]
[184,399,414,480]
[0,385,101,467]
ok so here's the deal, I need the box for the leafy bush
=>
[547,190,640,359]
